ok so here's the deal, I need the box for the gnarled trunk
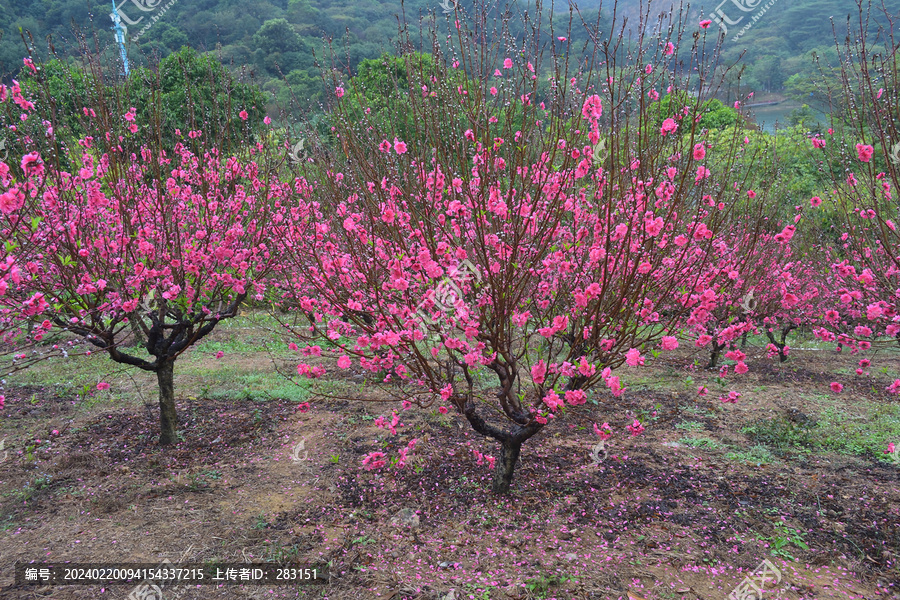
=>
[707,341,725,369]
[463,399,542,495]
[492,438,523,494]
[157,360,177,445]
[765,326,795,363]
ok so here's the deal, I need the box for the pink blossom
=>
[720,390,741,403]
[782,293,799,307]
[695,334,713,347]
[297,363,325,378]
[335,86,345,98]
[531,360,547,384]
[725,349,746,362]
[503,58,513,69]
[216,351,224,359]
[297,402,310,413]
[438,406,448,414]
[593,422,612,440]
[543,390,563,411]
[512,311,531,327]
[578,356,596,377]
[564,389,586,405]
[660,118,678,135]
[582,95,603,120]
[626,419,645,436]
[695,165,710,182]
[393,138,408,154]
[337,355,352,369]
[645,216,664,236]
[856,143,874,162]
[692,143,706,161]
[362,451,387,470]
[96,382,110,390]
[0,188,24,214]
[774,224,796,243]
[661,336,678,350]
[664,42,675,55]
[239,110,249,121]
[625,348,644,366]
[20,152,43,176]
[830,381,844,393]
[699,19,712,28]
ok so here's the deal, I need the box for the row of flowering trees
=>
[1,1,898,493]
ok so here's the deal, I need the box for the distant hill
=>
[1,0,897,111]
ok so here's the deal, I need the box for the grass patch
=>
[674,421,706,432]
[726,445,776,465]
[2,311,330,409]
[743,402,900,461]
[815,403,900,458]
[742,416,816,452]
[205,376,311,403]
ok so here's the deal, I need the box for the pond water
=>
[748,101,825,133]
[748,102,800,132]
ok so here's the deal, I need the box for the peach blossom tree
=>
[275,5,775,493]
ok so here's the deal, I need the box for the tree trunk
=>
[765,329,790,363]
[707,342,724,369]
[492,438,522,495]
[157,361,178,445]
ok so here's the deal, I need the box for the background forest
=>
[2,0,900,114]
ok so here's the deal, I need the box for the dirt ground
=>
[0,338,898,600]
